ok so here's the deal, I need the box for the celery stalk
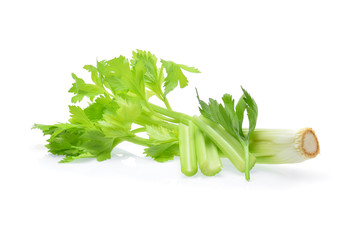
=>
[249,128,320,164]
[178,123,197,176]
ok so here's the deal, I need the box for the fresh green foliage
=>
[69,73,107,103]
[146,125,178,144]
[161,60,200,96]
[35,50,199,164]
[196,88,258,141]
[131,50,163,99]
[144,142,179,162]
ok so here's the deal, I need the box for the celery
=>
[34,50,320,181]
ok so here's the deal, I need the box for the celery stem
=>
[244,143,250,181]
[122,136,150,147]
[163,97,172,111]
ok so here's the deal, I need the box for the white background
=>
[1,0,346,239]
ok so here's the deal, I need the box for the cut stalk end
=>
[296,128,320,159]
[250,128,320,164]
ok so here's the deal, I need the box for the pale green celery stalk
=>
[199,117,244,155]
[149,103,192,125]
[243,143,250,180]
[163,97,172,111]
[194,125,222,176]
[150,103,256,173]
[122,135,151,147]
[179,123,198,176]
[248,128,320,164]
[135,114,178,130]
[192,116,246,172]
[194,116,256,173]
[199,117,256,165]
[202,117,256,181]
[199,117,255,180]
[204,139,222,176]
[194,124,207,170]
[188,121,197,174]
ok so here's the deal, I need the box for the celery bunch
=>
[34,50,319,180]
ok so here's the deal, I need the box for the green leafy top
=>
[69,50,200,103]
[161,60,200,96]
[197,87,258,143]
[35,50,199,164]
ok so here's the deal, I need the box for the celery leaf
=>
[144,142,179,162]
[161,60,200,96]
